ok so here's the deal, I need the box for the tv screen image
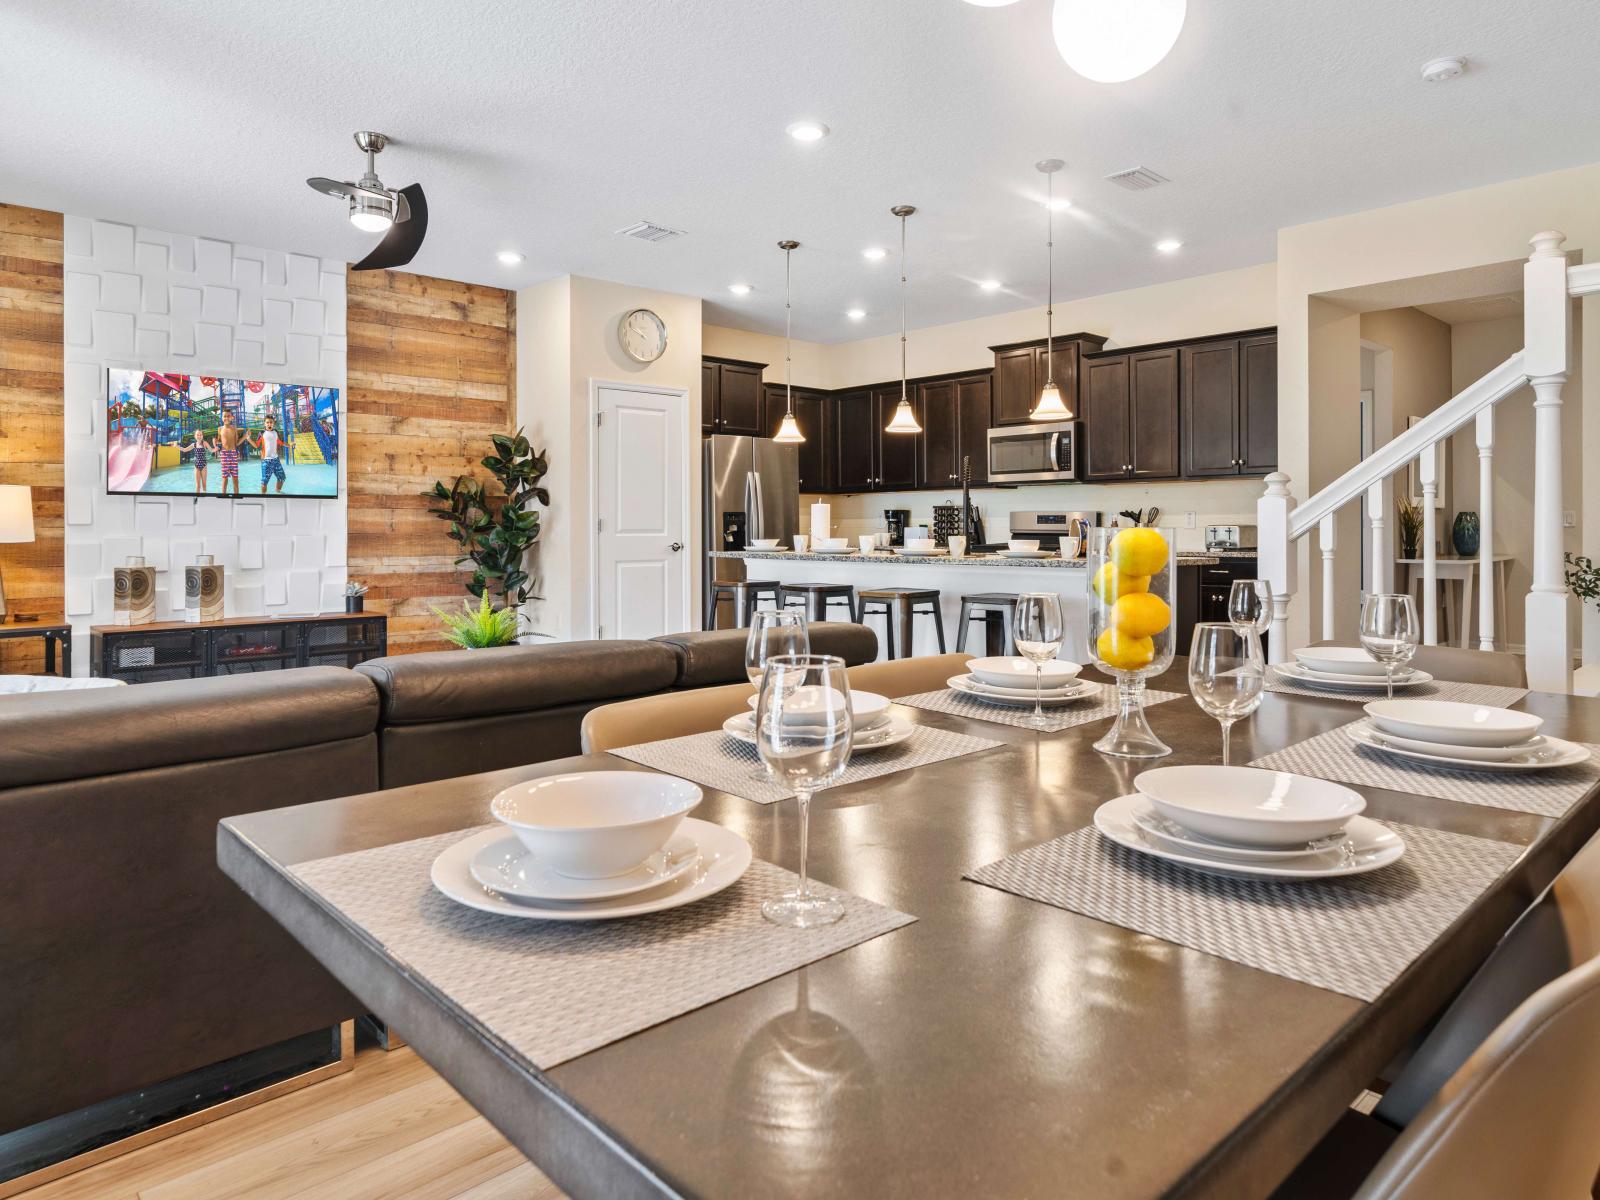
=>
[106,369,340,498]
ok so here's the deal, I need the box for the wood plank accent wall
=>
[346,268,516,654]
[0,204,64,672]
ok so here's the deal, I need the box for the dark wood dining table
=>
[217,663,1600,1199]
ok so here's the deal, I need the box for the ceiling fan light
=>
[773,412,806,443]
[1031,382,1072,420]
[1051,0,1186,83]
[348,194,394,233]
[884,398,922,434]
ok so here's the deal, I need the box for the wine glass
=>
[1359,593,1420,700]
[1014,592,1065,730]
[756,654,853,929]
[1188,624,1264,765]
[1228,578,1273,665]
[746,611,809,776]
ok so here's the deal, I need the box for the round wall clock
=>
[618,308,668,363]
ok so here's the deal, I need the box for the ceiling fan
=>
[306,131,429,271]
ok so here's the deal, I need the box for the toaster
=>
[1204,524,1258,551]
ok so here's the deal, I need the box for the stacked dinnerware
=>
[1275,646,1434,693]
[728,687,913,751]
[895,538,946,556]
[1355,700,1591,772]
[1093,764,1405,880]
[947,656,1093,708]
[813,537,855,555]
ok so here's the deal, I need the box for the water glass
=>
[1014,592,1065,730]
[1359,593,1420,700]
[756,655,853,928]
[746,609,809,686]
[1188,624,1264,765]
[1227,578,1273,665]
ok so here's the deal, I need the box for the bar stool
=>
[858,588,947,660]
[956,592,1018,656]
[778,583,859,623]
[704,579,781,630]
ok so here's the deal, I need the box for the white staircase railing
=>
[1259,230,1578,693]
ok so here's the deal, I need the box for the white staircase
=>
[1259,231,1596,694]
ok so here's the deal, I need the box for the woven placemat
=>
[895,681,1184,733]
[609,724,1002,805]
[966,818,1519,1001]
[1266,672,1529,707]
[291,826,914,1070]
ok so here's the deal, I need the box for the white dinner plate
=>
[1129,801,1389,862]
[722,710,915,751]
[747,688,891,728]
[811,547,858,555]
[1291,645,1391,677]
[1361,727,1547,762]
[948,674,1095,707]
[1094,795,1405,880]
[893,547,948,556]
[470,830,701,901]
[1133,765,1365,847]
[966,656,1084,690]
[433,819,752,920]
[1273,662,1434,691]
[1364,699,1543,748]
[994,550,1056,559]
[1349,724,1591,772]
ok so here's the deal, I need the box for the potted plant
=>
[424,429,550,608]
[1397,495,1423,559]
[1568,553,1600,613]
[432,594,523,649]
[344,580,368,613]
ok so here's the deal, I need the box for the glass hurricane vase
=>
[1086,525,1178,758]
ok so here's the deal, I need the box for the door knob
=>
[669,542,683,552]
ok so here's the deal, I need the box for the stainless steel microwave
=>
[985,419,1079,483]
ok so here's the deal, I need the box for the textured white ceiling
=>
[4,0,1598,342]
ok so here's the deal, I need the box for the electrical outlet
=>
[1565,510,1578,529]
[1184,511,1197,529]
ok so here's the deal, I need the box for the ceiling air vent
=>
[616,220,686,243]
[1104,166,1170,191]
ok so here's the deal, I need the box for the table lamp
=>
[0,484,36,622]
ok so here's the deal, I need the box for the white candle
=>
[809,502,831,537]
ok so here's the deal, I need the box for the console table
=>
[0,616,71,677]
[1395,555,1512,649]
[91,612,387,684]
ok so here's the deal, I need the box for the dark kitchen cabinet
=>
[1180,334,1277,478]
[701,357,764,436]
[1240,334,1278,474]
[918,373,992,488]
[956,374,992,486]
[761,383,828,491]
[700,360,717,433]
[874,386,920,490]
[832,390,875,492]
[1083,355,1131,481]
[989,333,1107,426]
[1082,347,1178,481]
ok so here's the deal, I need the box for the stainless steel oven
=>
[985,419,1079,484]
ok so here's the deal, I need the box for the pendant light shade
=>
[772,239,806,444]
[1032,382,1071,420]
[1030,160,1073,421]
[885,205,922,435]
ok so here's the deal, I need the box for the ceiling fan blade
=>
[306,176,355,199]
[352,183,428,271]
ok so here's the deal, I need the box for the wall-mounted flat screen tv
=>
[106,369,340,498]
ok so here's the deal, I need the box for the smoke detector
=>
[1105,166,1169,191]
[1421,56,1467,83]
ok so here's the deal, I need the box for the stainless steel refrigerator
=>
[703,435,799,627]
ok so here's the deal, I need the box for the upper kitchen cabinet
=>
[873,386,921,490]
[989,333,1108,426]
[1082,348,1179,481]
[761,383,828,492]
[832,390,876,492]
[1180,331,1277,478]
[701,357,764,436]
[919,373,993,488]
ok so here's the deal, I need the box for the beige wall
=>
[1360,308,1453,442]
[702,324,834,390]
[1304,298,1364,640]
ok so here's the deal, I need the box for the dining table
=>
[216,661,1600,1199]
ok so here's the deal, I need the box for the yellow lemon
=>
[1096,627,1155,672]
[1113,592,1171,639]
[1109,527,1169,577]
[1092,563,1150,605]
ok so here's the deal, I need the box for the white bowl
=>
[1008,539,1040,553]
[490,772,701,879]
[747,687,891,728]
[748,538,782,549]
[1364,699,1543,748]
[815,537,849,550]
[966,656,1083,689]
[1363,725,1546,762]
[1133,765,1365,848]
[1292,646,1389,677]
[904,539,936,552]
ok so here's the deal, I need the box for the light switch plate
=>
[1184,511,1197,529]
[1565,510,1577,528]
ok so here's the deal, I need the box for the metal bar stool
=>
[778,583,859,623]
[956,592,1018,656]
[704,579,781,630]
[858,588,947,660]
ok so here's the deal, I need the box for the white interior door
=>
[594,382,688,639]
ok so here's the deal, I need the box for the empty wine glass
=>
[1014,592,1065,730]
[1188,624,1264,765]
[1359,593,1420,700]
[746,611,809,777]
[1228,578,1273,665]
[756,654,853,928]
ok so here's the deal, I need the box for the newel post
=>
[1524,230,1573,692]
[1257,472,1297,664]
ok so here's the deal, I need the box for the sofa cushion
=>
[0,666,378,789]
[652,622,879,688]
[357,639,680,725]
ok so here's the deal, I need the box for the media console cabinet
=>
[91,612,387,684]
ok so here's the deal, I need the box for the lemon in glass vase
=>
[1086,526,1176,758]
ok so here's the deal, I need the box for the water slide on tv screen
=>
[107,437,153,492]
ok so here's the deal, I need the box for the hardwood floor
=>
[18,1047,565,1200]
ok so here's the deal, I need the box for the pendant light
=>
[1029,159,1073,421]
[884,205,922,434]
[772,239,806,444]
[1052,0,1186,84]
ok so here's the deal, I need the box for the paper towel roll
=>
[809,502,831,537]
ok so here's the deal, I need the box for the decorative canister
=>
[1452,511,1481,557]
[185,553,225,623]
[114,555,157,626]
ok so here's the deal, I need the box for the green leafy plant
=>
[1567,552,1600,613]
[424,429,550,606]
[432,594,522,649]
[1396,495,1423,558]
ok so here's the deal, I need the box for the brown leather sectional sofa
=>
[0,623,875,1169]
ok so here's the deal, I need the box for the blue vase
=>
[1452,511,1480,557]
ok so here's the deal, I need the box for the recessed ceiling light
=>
[496,250,524,265]
[1154,239,1182,253]
[1053,0,1187,83]
[785,120,830,143]
[728,283,752,296]
[979,279,1003,292]
[1046,197,1073,211]
[862,246,887,261]
[846,308,866,320]
[1420,55,1467,82]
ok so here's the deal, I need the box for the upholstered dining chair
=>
[1310,641,1527,688]
[847,652,973,699]
[580,682,754,754]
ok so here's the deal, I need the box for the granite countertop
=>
[713,550,1230,568]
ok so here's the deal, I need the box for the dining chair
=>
[580,681,754,754]
[1309,641,1527,688]
[847,652,973,699]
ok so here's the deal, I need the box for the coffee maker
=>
[883,509,910,548]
